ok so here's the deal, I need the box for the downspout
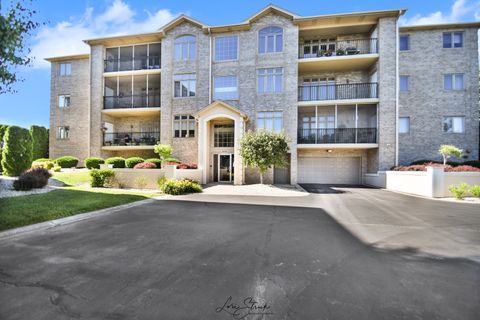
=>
[395,18,399,167]
[208,27,212,104]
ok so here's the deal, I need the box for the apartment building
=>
[47,5,480,185]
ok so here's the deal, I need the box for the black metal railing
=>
[298,128,377,144]
[298,83,378,101]
[103,94,160,109]
[299,38,378,59]
[103,131,160,147]
[104,56,161,72]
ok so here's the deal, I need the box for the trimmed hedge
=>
[13,168,51,191]
[134,162,157,169]
[90,169,115,187]
[125,157,144,168]
[1,126,33,176]
[176,163,198,169]
[84,157,105,169]
[409,159,480,168]
[158,178,202,195]
[56,156,79,168]
[105,157,125,168]
[144,158,162,168]
[30,125,49,160]
[31,159,55,170]
[393,163,480,172]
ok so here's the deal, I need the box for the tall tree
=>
[0,0,41,94]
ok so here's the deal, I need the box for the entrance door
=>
[216,154,234,182]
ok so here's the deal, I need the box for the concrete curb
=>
[0,198,158,240]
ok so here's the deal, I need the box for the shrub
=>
[134,176,148,189]
[134,162,157,169]
[29,125,49,160]
[145,158,162,168]
[410,159,440,165]
[469,185,480,198]
[448,183,470,200]
[448,165,480,172]
[125,157,144,168]
[153,144,179,166]
[53,165,61,172]
[56,156,79,168]
[13,168,51,191]
[158,178,202,195]
[463,160,480,168]
[0,124,9,172]
[31,159,55,170]
[84,157,105,169]
[176,163,198,169]
[105,157,125,168]
[90,169,115,187]
[1,126,33,176]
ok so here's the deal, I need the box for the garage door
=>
[298,157,360,184]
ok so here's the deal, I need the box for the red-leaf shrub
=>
[392,163,479,172]
[13,168,52,191]
[447,165,480,172]
[133,162,157,169]
[176,163,198,169]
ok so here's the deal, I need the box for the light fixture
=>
[327,149,333,153]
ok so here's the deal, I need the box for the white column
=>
[198,119,208,184]
[233,118,244,185]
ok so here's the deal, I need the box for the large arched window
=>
[174,35,196,61]
[258,26,283,53]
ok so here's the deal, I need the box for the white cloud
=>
[400,0,479,25]
[30,0,179,68]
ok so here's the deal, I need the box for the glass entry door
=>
[217,154,234,182]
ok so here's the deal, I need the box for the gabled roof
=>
[158,14,207,35]
[242,4,298,23]
[194,101,248,120]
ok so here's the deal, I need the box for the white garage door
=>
[298,157,360,184]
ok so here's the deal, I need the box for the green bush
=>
[53,165,61,172]
[84,157,105,169]
[0,124,9,172]
[13,168,51,191]
[125,157,144,168]
[448,183,470,200]
[55,156,79,168]
[29,125,49,160]
[134,176,148,189]
[90,169,115,187]
[105,157,125,168]
[31,159,55,170]
[145,158,162,168]
[1,126,33,176]
[469,185,480,198]
[158,178,202,195]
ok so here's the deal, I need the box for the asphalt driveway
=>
[0,188,479,319]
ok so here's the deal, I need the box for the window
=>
[57,126,69,139]
[174,74,196,97]
[257,111,283,133]
[400,76,409,92]
[444,74,464,90]
[443,31,463,48]
[215,36,238,61]
[214,124,234,147]
[174,115,195,137]
[59,63,71,76]
[443,116,465,133]
[174,35,196,61]
[257,68,283,93]
[214,76,238,100]
[258,26,283,53]
[399,117,410,133]
[400,35,410,51]
[58,95,71,108]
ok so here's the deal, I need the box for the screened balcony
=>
[299,38,378,59]
[298,82,378,101]
[103,131,160,147]
[298,104,377,145]
[104,74,160,109]
[104,43,161,72]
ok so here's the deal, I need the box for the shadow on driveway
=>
[300,184,374,194]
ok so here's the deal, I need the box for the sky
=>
[0,0,479,128]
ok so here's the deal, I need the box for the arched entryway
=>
[194,101,248,185]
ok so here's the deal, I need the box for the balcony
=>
[298,128,377,145]
[104,56,161,72]
[102,131,160,150]
[298,38,378,73]
[104,94,160,109]
[298,83,378,103]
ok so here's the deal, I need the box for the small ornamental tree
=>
[153,144,179,166]
[439,144,463,165]
[1,125,32,176]
[29,125,49,160]
[239,130,289,184]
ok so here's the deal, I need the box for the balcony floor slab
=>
[297,143,379,149]
[102,107,161,117]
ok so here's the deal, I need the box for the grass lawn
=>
[0,188,159,231]
[52,171,91,186]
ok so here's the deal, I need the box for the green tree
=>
[439,144,463,165]
[29,125,48,160]
[1,125,32,176]
[0,124,9,171]
[239,130,289,184]
[0,0,41,93]
[153,144,179,166]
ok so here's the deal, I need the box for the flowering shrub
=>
[176,163,198,169]
[133,162,157,169]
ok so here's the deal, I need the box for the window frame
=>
[174,35,197,61]
[258,26,283,54]
[214,75,238,100]
[56,126,70,140]
[173,114,195,138]
[443,31,464,48]
[399,75,410,92]
[256,111,283,133]
[443,116,465,134]
[59,63,72,76]
[257,67,283,94]
[213,124,235,148]
[174,73,196,98]
[58,94,71,108]
[399,117,410,134]
[443,73,465,91]
[214,35,239,62]
[399,35,410,51]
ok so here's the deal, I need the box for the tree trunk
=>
[260,172,263,184]
[443,155,447,165]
